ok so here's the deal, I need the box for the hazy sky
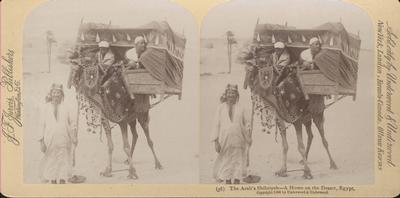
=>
[23,0,374,49]
[24,0,195,42]
[202,0,374,49]
[23,0,198,72]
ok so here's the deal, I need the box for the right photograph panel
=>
[200,0,374,184]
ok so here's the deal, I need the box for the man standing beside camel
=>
[38,83,85,184]
[211,84,252,184]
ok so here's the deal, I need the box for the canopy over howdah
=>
[75,21,186,91]
[253,22,361,91]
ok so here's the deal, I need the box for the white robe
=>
[300,48,313,62]
[211,103,251,181]
[272,49,291,66]
[38,102,77,181]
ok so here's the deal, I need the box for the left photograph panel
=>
[23,0,199,184]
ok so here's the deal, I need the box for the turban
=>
[51,83,63,91]
[309,37,320,45]
[98,41,110,48]
[134,36,145,44]
[274,41,285,49]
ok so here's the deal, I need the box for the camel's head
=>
[67,50,84,90]
[67,48,98,90]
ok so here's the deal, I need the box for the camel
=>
[246,59,338,179]
[275,96,337,179]
[68,57,162,180]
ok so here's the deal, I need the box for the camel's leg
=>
[123,119,139,165]
[128,119,139,159]
[304,120,313,159]
[300,120,313,165]
[138,112,162,169]
[100,118,113,177]
[247,100,255,167]
[120,122,138,179]
[313,113,338,169]
[275,128,289,177]
[294,122,313,179]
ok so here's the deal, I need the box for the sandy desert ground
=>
[23,40,199,184]
[200,38,374,184]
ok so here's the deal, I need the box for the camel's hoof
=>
[302,170,313,180]
[127,174,138,180]
[302,173,313,180]
[275,169,288,177]
[155,162,163,170]
[299,159,305,165]
[330,162,338,170]
[127,171,139,180]
[127,167,138,179]
[100,170,113,177]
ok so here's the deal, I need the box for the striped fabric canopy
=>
[76,21,186,91]
[253,22,361,91]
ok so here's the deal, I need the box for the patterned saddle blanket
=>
[253,66,306,123]
[77,65,135,123]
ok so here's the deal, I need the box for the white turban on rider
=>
[98,41,110,48]
[134,36,145,44]
[274,41,285,49]
[309,37,320,45]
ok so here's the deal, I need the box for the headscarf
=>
[45,83,64,103]
[220,84,239,103]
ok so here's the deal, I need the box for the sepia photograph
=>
[2,0,400,196]
[200,0,374,184]
[23,0,199,184]
[1,0,400,196]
